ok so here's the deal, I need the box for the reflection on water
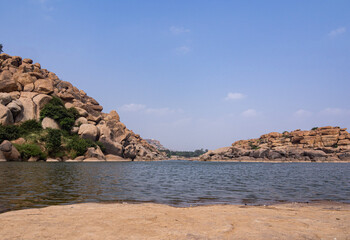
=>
[0,161,350,212]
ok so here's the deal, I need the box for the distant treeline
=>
[161,149,208,158]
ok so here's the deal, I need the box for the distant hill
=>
[200,126,350,162]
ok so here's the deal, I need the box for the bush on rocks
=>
[40,96,79,131]
[14,143,46,160]
[0,125,20,142]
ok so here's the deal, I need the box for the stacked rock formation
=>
[145,139,168,151]
[200,127,350,161]
[0,53,164,161]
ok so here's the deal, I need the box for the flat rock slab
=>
[0,202,349,239]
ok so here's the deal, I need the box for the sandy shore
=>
[0,202,349,240]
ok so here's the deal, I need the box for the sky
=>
[1,0,350,150]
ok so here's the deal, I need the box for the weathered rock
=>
[42,117,60,129]
[201,126,350,162]
[11,138,26,145]
[78,124,99,141]
[15,93,37,122]
[6,100,23,117]
[0,104,14,125]
[84,147,105,160]
[124,145,136,160]
[0,54,163,161]
[33,94,52,116]
[34,79,54,94]
[15,73,36,87]
[0,93,12,105]
[0,140,21,161]
[75,117,88,126]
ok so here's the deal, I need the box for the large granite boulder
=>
[0,140,21,161]
[78,124,99,141]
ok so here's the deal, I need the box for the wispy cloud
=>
[120,103,146,112]
[225,92,245,101]
[170,26,190,35]
[120,103,182,116]
[175,46,191,55]
[241,109,258,117]
[294,109,313,118]
[328,27,346,38]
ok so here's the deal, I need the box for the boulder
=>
[84,147,105,160]
[123,145,136,160]
[15,94,37,122]
[78,124,99,141]
[15,73,36,86]
[0,140,21,161]
[33,94,52,116]
[11,138,26,145]
[0,79,18,92]
[0,93,12,105]
[303,150,328,159]
[34,79,54,94]
[0,104,14,125]
[75,117,88,126]
[6,100,23,118]
[22,58,33,64]
[42,117,60,129]
[75,107,88,117]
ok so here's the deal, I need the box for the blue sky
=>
[1,0,350,150]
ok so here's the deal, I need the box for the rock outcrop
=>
[145,139,168,151]
[0,53,164,161]
[200,127,350,162]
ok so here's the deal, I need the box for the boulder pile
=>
[200,127,350,162]
[0,53,165,161]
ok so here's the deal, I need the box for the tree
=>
[0,44,3,54]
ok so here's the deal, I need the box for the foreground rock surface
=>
[201,126,350,162]
[0,53,164,161]
[0,202,349,240]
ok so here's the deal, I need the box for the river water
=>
[0,161,349,213]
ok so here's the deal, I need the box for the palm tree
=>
[0,44,3,54]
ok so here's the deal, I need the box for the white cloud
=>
[120,103,181,116]
[225,92,245,101]
[170,26,190,35]
[294,109,313,118]
[320,108,350,115]
[328,27,346,37]
[175,46,191,55]
[120,103,146,112]
[145,107,176,116]
[241,109,258,117]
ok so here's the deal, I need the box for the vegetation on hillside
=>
[0,99,105,161]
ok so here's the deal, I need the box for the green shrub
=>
[14,143,47,160]
[19,120,42,135]
[45,129,62,156]
[0,125,20,142]
[67,107,79,119]
[311,127,318,131]
[332,144,338,148]
[67,135,96,158]
[40,96,79,131]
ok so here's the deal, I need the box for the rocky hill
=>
[144,139,168,151]
[0,53,165,161]
[200,126,350,162]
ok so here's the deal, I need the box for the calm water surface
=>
[0,161,350,212]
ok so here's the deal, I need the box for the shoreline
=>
[1,202,349,239]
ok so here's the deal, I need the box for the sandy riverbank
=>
[0,202,349,240]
